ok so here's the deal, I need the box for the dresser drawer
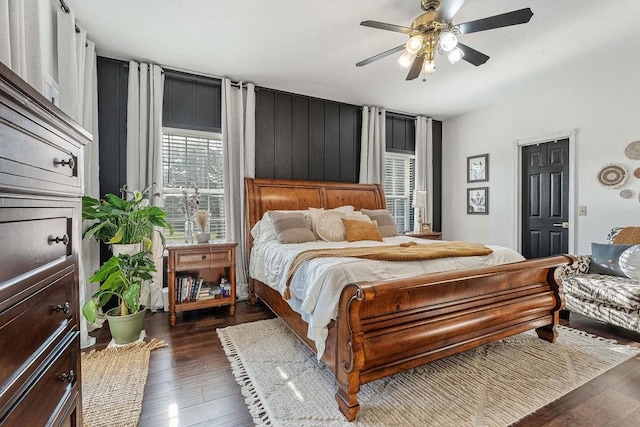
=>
[175,248,232,269]
[0,101,82,196]
[0,269,77,411]
[0,206,73,284]
[1,332,79,426]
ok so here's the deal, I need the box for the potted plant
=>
[81,185,173,344]
[82,184,173,252]
[82,251,156,344]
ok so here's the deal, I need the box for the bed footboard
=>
[334,255,572,421]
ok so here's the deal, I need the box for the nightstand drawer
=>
[175,248,232,268]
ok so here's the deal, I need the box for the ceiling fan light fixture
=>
[439,31,457,52]
[405,34,423,54]
[423,60,436,73]
[397,51,413,68]
[447,47,464,64]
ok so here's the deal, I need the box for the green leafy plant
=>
[82,184,173,249]
[82,251,156,322]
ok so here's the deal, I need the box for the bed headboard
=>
[244,178,386,256]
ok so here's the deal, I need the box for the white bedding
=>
[249,236,525,359]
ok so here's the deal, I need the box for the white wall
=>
[442,46,640,255]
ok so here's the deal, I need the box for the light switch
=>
[578,205,587,216]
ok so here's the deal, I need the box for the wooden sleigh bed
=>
[245,177,572,421]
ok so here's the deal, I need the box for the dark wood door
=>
[522,139,569,259]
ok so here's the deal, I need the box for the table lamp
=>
[413,190,428,232]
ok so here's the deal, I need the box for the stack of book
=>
[175,275,204,303]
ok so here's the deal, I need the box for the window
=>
[384,153,415,233]
[162,128,226,240]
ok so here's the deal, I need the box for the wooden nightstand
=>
[405,231,443,240]
[166,241,237,326]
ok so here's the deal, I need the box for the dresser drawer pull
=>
[59,370,75,383]
[201,255,207,260]
[54,301,70,314]
[48,234,69,245]
[53,157,75,169]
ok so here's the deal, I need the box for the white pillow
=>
[316,211,348,242]
[344,211,372,223]
[257,210,311,243]
[309,206,355,237]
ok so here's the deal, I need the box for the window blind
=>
[162,131,226,239]
[384,153,415,233]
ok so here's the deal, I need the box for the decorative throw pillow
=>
[316,211,347,242]
[268,211,315,244]
[342,218,383,242]
[589,243,633,277]
[612,227,640,244]
[259,210,311,242]
[309,206,355,237]
[344,211,372,223]
[619,245,640,281]
[361,209,399,237]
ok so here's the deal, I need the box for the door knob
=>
[552,222,569,229]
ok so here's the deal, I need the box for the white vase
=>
[111,242,144,256]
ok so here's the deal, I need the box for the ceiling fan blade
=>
[360,20,414,34]
[457,43,489,66]
[434,0,467,23]
[356,45,406,67]
[458,8,533,34]
[406,55,425,80]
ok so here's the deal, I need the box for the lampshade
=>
[413,190,427,208]
[405,35,423,55]
[397,51,413,69]
[447,47,464,64]
[439,32,458,52]
[422,60,436,74]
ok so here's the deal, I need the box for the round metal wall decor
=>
[596,163,628,188]
[634,167,640,179]
[625,140,640,160]
[620,189,634,199]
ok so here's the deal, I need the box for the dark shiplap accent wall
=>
[432,120,443,232]
[386,112,416,153]
[255,88,362,183]
[162,70,221,132]
[96,57,128,198]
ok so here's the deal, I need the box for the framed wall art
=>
[467,187,489,215]
[467,153,489,183]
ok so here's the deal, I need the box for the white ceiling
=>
[66,0,640,120]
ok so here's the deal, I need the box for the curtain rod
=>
[121,62,245,88]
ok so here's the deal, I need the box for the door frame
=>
[512,129,577,255]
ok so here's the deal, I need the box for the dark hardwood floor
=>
[88,302,640,427]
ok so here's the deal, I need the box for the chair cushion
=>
[565,293,640,333]
[563,274,640,310]
[588,243,633,277]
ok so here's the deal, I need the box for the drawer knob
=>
[53,157,75,169]
[59,370,75,383]
[54,301,70,314]
[201,255,207,260]
[48,234,70,245]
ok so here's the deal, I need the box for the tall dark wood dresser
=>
[0,62,89,425]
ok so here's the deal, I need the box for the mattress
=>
[249,236,525,358]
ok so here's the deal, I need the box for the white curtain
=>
[0,0,43,93]
[222,79,256,287]
[57,9,100,348]
[414,116,433,230]
[126,61,165,310]
[359,106,386,184]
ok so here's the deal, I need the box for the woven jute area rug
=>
[218,318,640,427]
[81,339,167,427]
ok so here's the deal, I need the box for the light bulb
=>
[423,60,436,73]
[405,35,423,54]
[439,32,458,52]
[447,47,464,64]
[397,51,413,68]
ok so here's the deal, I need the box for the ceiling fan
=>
[356,0,533,80]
